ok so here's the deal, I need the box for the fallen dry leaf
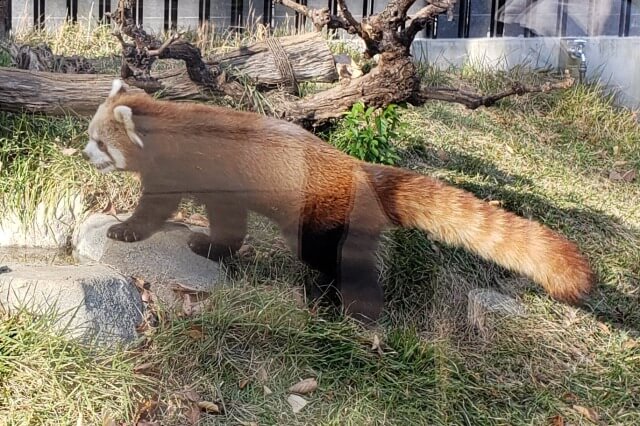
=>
[187,404,201,425]
[237,244,255,257]
[622,339,638,350]
[287,394,308,413]
[436,149,450,162]
[101,200,117,216]
[179,387,201,403]
[197,401,221,414]
[134,362,155,374]
[256,366,269,382]
[102,415,117,426]
[186,326,204,340]
[239,378,250,390]
[171,282,210,296]
[140,288,153,304]
[263,385,273,396]
[622,169,637,182]
[549,414,565,426]
[572,405,599,423]
[608,170,622,181]
[596,322,610,334]
[291,287,305,308]
[61,147,78,156]
[371,334,383,356]
[288,377,318,395]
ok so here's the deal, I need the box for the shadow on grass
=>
[393,144,640,337]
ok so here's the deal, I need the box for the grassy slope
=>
[1,25,639,425]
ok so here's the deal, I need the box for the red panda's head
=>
[83,79,144,174]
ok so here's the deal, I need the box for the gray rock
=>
[467,288,526,335]
[0,263,143,346]
[72,214,220,305]
[0,191,86,248]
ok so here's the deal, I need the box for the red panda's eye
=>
[96,140,106,151]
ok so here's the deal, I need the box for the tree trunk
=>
[280,52,419,125]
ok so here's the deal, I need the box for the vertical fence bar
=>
[263,0,272,26]
[458,0,470,37]
[34,0,44,29]
[231,0,243,29]
[556,0,567,36]
[619,0,631,36]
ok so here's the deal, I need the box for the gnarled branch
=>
[419,77,575,109]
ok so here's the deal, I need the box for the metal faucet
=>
[567,39,587,84]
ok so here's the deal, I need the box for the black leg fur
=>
[188,200,248,261]
[298,223,384,323]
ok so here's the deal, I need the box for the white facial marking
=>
[109,79,124,98]
[107,145,127,169]
[82,139,124,174]
[83,139,110,164]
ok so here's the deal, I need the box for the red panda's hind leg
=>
[338,229,384,324]
[298,223,384,324]
[188,200,247,261]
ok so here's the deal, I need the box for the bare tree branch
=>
[337,0,363,35]
[405,1,455,43]
[419,77,575,109]
[274,0,353,32]
[147,33,180,57]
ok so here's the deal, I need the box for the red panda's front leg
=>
[107,192,181,242]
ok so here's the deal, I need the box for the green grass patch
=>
[0,112,139,226]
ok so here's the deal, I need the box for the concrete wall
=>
[411,36,640,109]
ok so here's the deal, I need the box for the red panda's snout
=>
[82,138,127,174]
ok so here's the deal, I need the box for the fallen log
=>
[0,67,213,116]
[0,32,338,116]
[212,32,338,88]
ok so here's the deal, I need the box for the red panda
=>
[82,79,594,323]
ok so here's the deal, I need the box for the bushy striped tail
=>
[375,167,593,303]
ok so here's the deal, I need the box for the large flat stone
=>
[72,214,220,305]
[0,263,143,346]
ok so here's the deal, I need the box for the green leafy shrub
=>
[330,102,403,165]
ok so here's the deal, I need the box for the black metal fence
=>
[9,0,640,38]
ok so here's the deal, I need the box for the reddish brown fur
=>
[85,85,594,322]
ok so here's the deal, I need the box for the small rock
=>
[0,263,143,346]
[72,214,220,305]
[467,289,525,336]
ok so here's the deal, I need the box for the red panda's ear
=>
[113,105,144,148]
[109,79,127,99]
